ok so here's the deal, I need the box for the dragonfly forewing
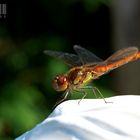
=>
[74,45,103,65]
[44,45,103,67]
[44,50,82,66]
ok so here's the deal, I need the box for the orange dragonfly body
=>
[44,45,140,103]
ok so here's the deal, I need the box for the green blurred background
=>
[0,0,115,139]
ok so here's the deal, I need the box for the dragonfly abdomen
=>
[91,66,108,75]
[92,51,140,74]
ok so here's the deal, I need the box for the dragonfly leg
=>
[79,86,98,99]
[73,89,87,104]
[54,90,69,108]
[89,86,98,99]
[92,86,108,103]
[78,91,87,104]
[80,86,112,104]
[92,86,113,104]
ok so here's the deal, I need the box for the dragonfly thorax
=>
[68,67,93,87]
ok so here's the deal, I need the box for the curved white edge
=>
[16,95,140,140]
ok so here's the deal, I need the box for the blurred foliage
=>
[0,0,113,139]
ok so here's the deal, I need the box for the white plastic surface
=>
[16,95,140,140]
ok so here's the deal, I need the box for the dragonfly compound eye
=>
[52,75,68,91]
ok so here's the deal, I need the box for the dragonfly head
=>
[53,75,68,91]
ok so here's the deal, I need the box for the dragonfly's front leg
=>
[54,90,70,107]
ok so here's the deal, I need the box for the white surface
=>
[16,95,140,140]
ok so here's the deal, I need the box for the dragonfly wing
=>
[44,50,82,67]
[105,47,138,64]
[73,45,103,65]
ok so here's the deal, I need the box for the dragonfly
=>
[44,45,140,104]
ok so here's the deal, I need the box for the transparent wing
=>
[105,47,138,64]
[73,45,103,65]
[44,50,82,67]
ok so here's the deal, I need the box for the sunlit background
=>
[0,0,140,139]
